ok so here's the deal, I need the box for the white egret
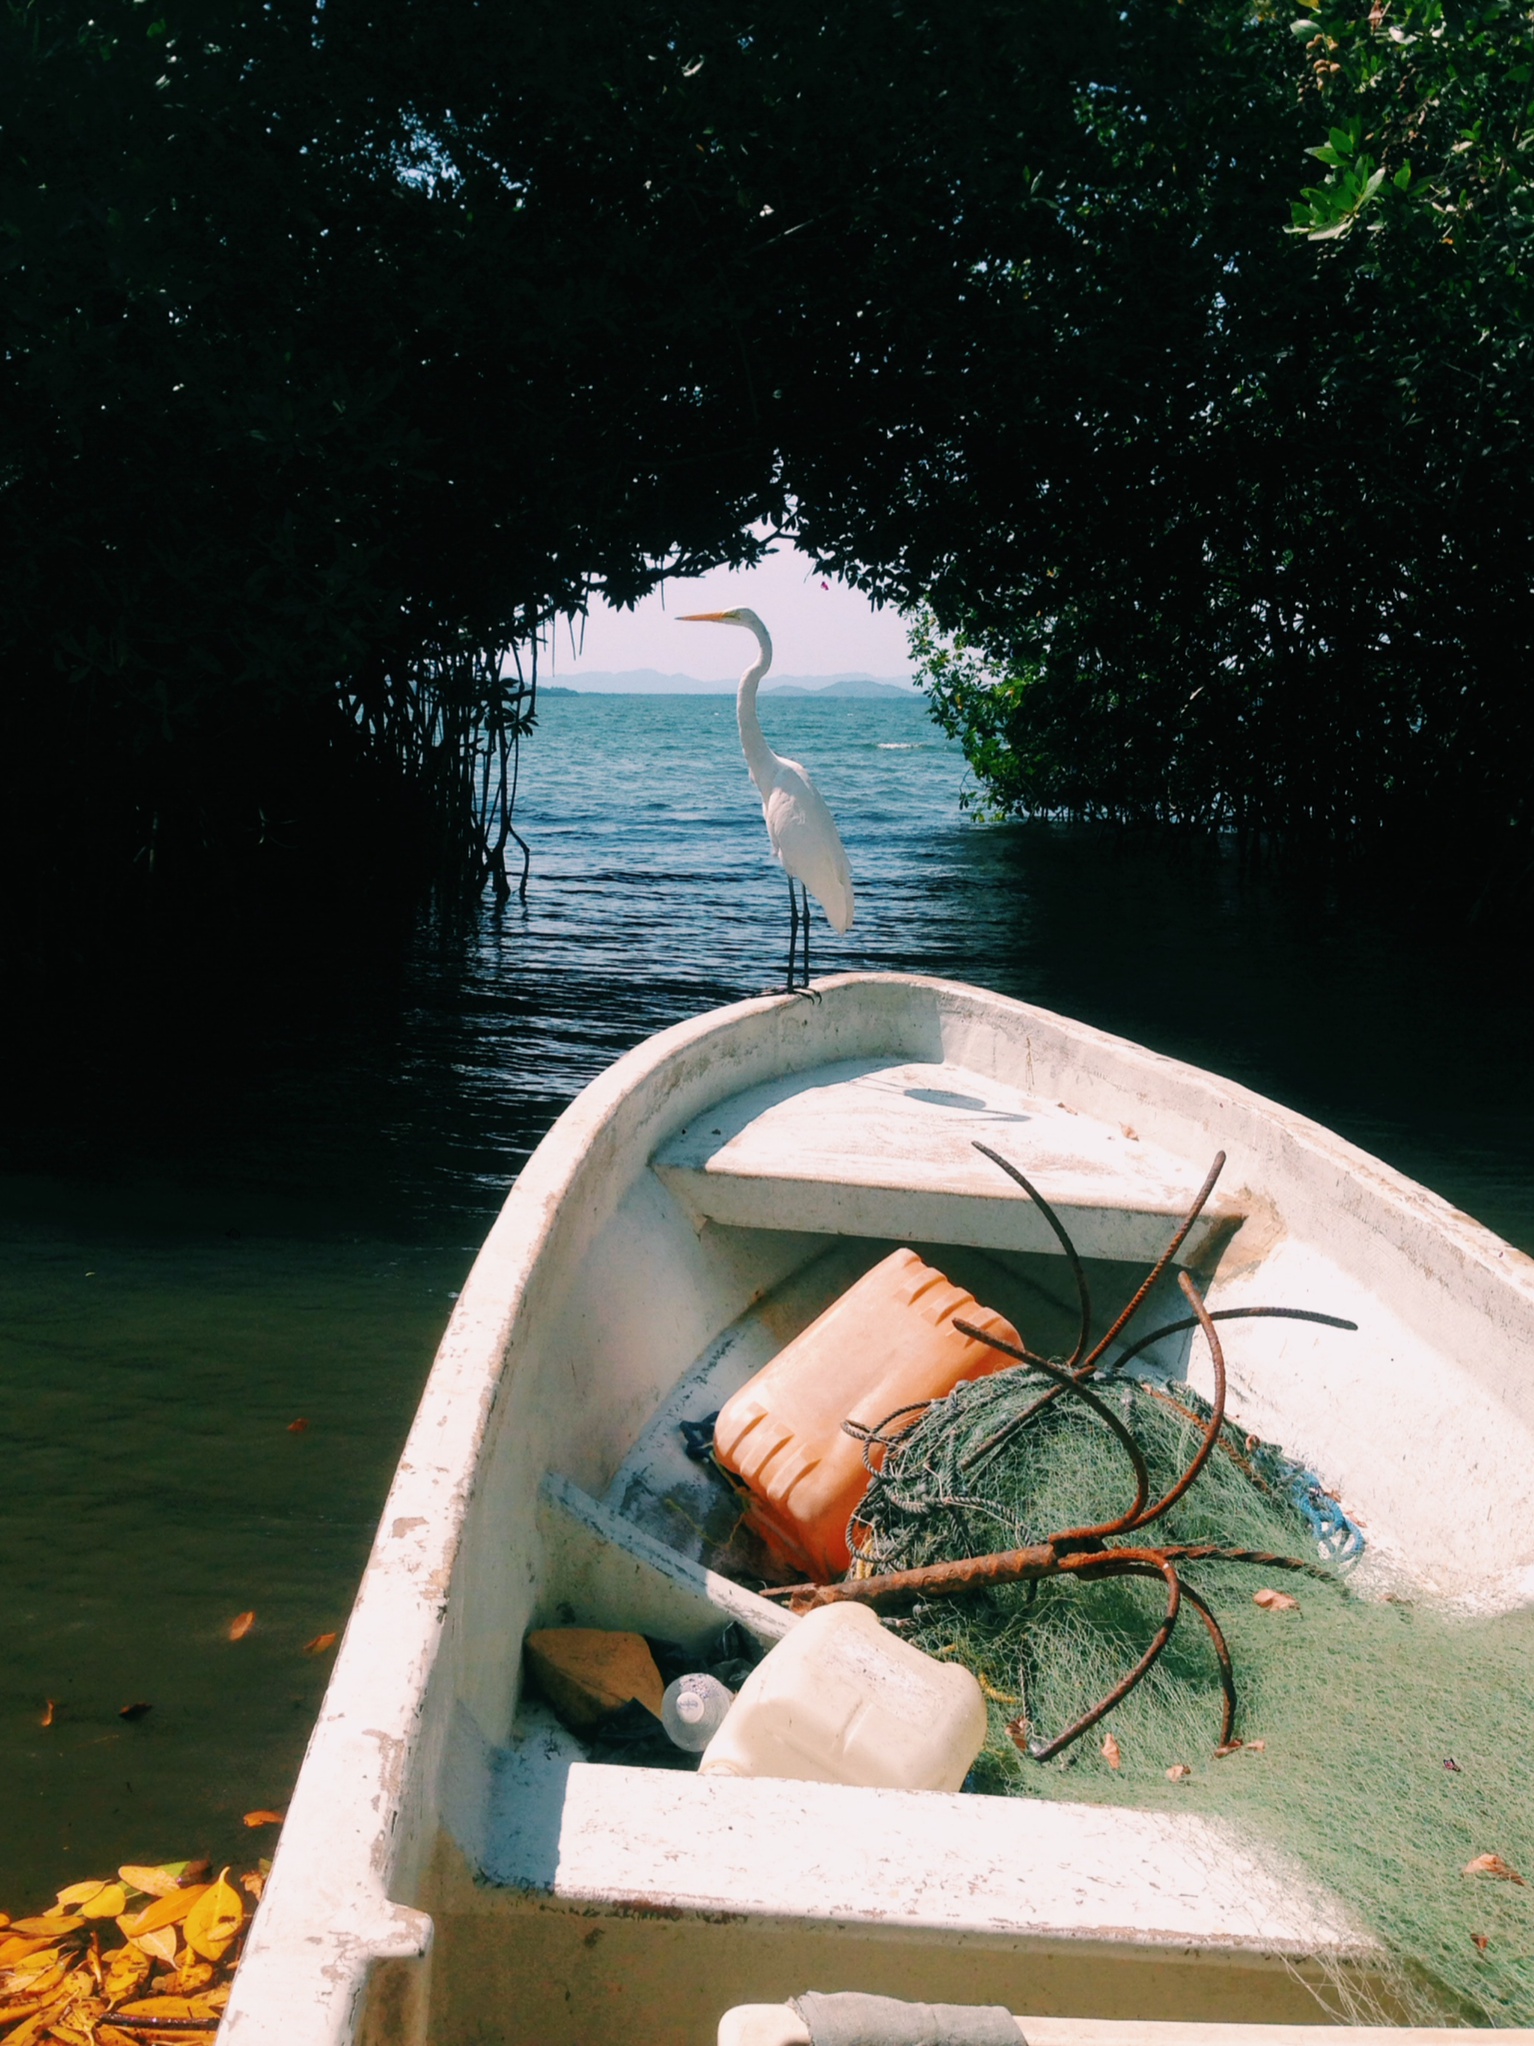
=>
[681,607,854,992]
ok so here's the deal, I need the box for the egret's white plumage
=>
[681,606,854,987]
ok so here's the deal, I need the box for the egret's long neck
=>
[736,626,777,798]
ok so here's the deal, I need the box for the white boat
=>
[221,974,1534,2046]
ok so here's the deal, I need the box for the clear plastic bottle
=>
[661,1672,736,1752]
[698,1602,986,1792]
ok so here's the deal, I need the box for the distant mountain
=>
[537,668,918,696]
[766,677,913,700]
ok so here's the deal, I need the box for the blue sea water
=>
[0,689,1529,1900]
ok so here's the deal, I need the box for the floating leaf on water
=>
[1444,1756,1462,1772]
[287,1418,309,1433]
[1166,1763,1192,1781]
[102,1944,152,2002]
[0,1952,70,2001]
[126,1923,179,1966]
[239,1872,265,1903]
[119,1991,227,2020]
[54,1883,110,1910]
[1101,1733,1122,1770]
[118,1703,152,1722]
[1473,1934,1490,1951]
[1463,1853,1525,1884]
[117,1865,186,1900]
[162,1959,216,1995]
[40,1701,57,1729]
[302,1633,337,1656]
[0,1945,46,1973]
[1253,1588,1300,1611]
[118,1887,207,1939]
[80,1884,129,1920]
[227,1612,256,1643]
[0,1988,72,2046]
[241,1811,284,1829]
[182,1870,243,1963]
[0,1937,62,1968]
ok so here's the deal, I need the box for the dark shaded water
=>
[2,692,1531,1902]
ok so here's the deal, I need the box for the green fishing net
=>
[852,1366,1534,2026]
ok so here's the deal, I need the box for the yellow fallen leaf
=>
[119,1993,228,2020]
[303,1632,338,1656]
[53,1883,110,1911]
[1101,1732,1122,1770]
[1166,1763,1192,1781]
[1464,1853,1525,1884]
[0,1962,70,2016]
[79,1885,129,1920]
[126,1924,179,1966]
[1253,1587,1300,1611]
[102,1945,152,2003]
[6,1918,82,1938]
[118,1887,208,1938]
[1,1989,71,2046]
[161,1960,215,1995]
[239,1872,266,1903]
[0,2002,57,2030]
[182,1869,243,1962]
[227,1610,256,1642]
[46,2006,98,2046]
[0,1913,9,1929]
[117,1864,188,1899]
[242,1810,284,1829]
[0,1936,56,1967]
[2,1947,68,1980]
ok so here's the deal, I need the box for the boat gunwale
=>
[221,972,1534,2046]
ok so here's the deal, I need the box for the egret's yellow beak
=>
[679,610,735,622]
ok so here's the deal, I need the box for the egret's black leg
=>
[790,884,821,1001]
[785,878,799,993]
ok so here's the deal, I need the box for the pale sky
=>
[541,544,913,679]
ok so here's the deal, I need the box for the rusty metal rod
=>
[1107,1304,1357,1377]
[949,1323,1149,1527]
[958,1150,1227,1470]
[1076,1151,1226,1376]
[1019,1555,1183,1760]
[972,1141,1093,1369]
[1115,1272,1228,1534]
[1093,1560,1238,1750]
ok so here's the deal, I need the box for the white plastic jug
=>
[698,1601,986,1793]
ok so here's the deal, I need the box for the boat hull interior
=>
[221,976,1534,2046]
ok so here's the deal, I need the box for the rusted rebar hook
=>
[763,1143,1338,1762]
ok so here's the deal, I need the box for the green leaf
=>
[1393,163,1413,189]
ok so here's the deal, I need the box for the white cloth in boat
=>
[790,1991,1023,2045]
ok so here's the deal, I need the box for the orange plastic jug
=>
[712,1248,1023,1580]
